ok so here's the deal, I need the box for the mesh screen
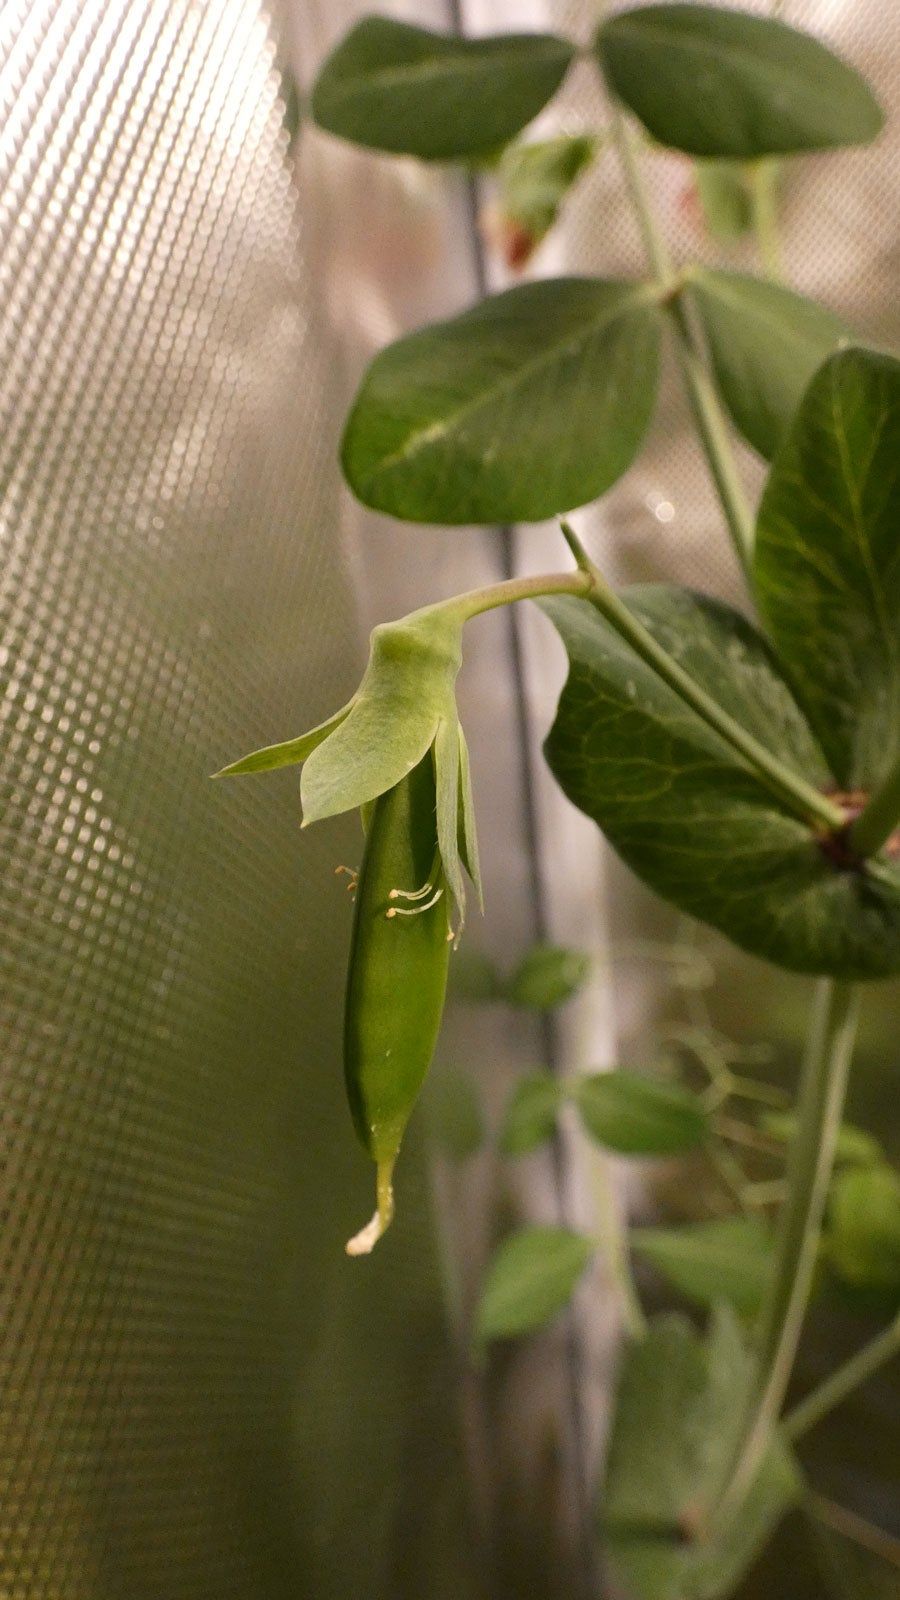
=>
[0,4,475,1598]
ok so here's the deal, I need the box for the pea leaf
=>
[341,278,661,524]
[499,1072,561,1156]
[502,944,591,1010]
[755,347,900,791]
[541,587,900,978]
[604,1308,801,1600]
[311,17,576,161]
[826,1165,900,1295]
[762,1111,883,1169]
[491,134,600,266]
[689,269,849,460]
[475,1225,593,1343]
[595,5,884,160]
[632,1217,774,1317]
[574,1070,708,1156]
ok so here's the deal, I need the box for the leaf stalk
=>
[848,746,900,859]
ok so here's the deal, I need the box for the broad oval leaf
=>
[574,1070,708,1156]
[542,587,900,978]
[311,17,576,161]
[502,943,591,1010]
[498,1072,561,1156]
[755,347,900,792]
[632,1216,774,1317]
[342,278,661,524]
[604,1308,800,1600]
[689,269,849,460]
[475,1224,593,1342]
[596,5,884,160]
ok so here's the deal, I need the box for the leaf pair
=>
[216,602,481,924]
[311,9,883,169]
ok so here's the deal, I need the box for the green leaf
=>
[632,1217,774,1317]
[595,5,884,160]
[341,278,661,524]
[762,1111,883,1169]
[755,347,900,791]
[311,17,575,161]
[809,1516,900,1600]
[604,1308,801,1600]
[492,134,600,264]
[542,587,900,979]
[826,1164,900,1295]
[574,1070,708,1156]
[693,160,753,243]
[499,1073,561,1156]
[689,269,849,460]
[475,1225,593,1342]
[213,703,352,777]
[502,944,590,1010]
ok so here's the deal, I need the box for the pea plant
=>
[220,7,900,1597]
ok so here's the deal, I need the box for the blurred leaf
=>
[542,589,900,978]
[595,5,884,160]
[693,160,752,242]
[341,278,661,524]
[502,944,591,1010]
[499,1072,561,1156]
[762,1111,883,1169]
[689,269,849,460]
[575,1070,708,1156]
[425,1065,484,1163]
[489,134,600,267]
[632,1216,774,1317]
[449,947,502,1002]
[755,347,900,790]
[826,1165,900,1296]
[475,1225,593,1343]
[604,1308,801,1600]
[311,17,575,161]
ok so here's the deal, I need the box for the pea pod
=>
[344,750,451,1255]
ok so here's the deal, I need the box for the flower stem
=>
[606,98,756,585]
[848,746,900,858]
[560,524,844,833]
[749,158,782,280]
[784,1312,900,1442]
[716,979,859,1521]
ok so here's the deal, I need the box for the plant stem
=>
[749,159,782,279]
[784,1312,900,1441]
[591,1154,648,1341]
[716,979,859,1521]
[606,98,756,584]
[848,746,900,858]
[560,524,844,833]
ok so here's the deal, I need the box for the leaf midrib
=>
[358,285,657,488]
[605,16,836,114]
[326,38,568,103]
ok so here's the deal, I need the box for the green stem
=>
[848,746,900,858]
[591,1154,648,1341]
[560,525,844,833]
[716,980,859,1522]
[607,98,756,584]
[784,1312,900,1441]
[749,159,782,279]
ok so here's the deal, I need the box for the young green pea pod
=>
[344,750,451,1256]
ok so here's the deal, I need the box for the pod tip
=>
[345,1160,395,1257]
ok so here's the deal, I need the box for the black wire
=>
[445,4,599,1593]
